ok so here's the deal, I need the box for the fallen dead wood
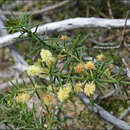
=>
[78,92,130,130]
[1,17,130,48]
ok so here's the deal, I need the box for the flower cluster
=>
[27,47,112,104]
[27,49,56,78]
[74,81,96,97]
[74,61,95,74]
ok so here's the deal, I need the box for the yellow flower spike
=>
[96,54,105,61]
[84,82,96,97]
[57,83,72,102]
[74,82,83,93]
[16,93,30,103]
[60,35,67,41]
[85,61,96,70]
[27,65,42,76]
[40,49,52,61]
[58,88,70,102]
[40,49,55,67]
[43,95,52,105]
[74,63,85,73]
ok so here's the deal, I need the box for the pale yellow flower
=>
[57,83,72,102]
[40,49,55,67]
[16,93,30,103]
[74,63,85,73]
[96,54,105,61]
[27,65,42,76]
[60,35,67,41]
[43,95,52,105]
[85,61,95,70]
[40,49,52,61]
[84,82,96,96]
[74,82,83,93]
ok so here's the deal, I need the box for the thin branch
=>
[77,92,130,130]
[89,39,117,46]
[0,0,70,16]
[107,0,114,19]
[93,45,120,49]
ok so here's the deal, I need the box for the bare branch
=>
[1,17,130,48]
